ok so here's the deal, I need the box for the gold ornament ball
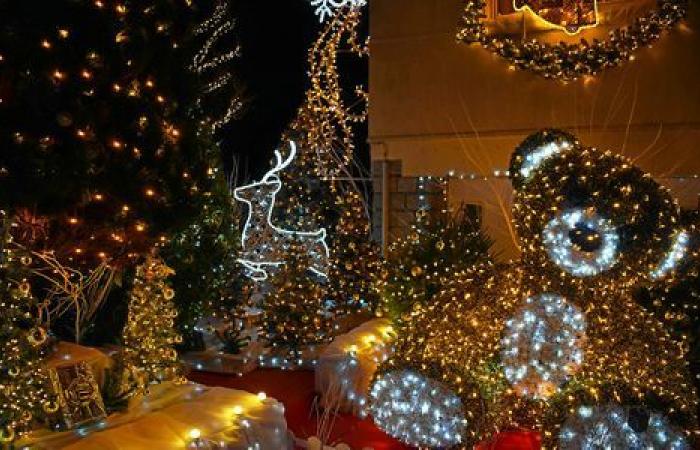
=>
[43,399,60,414]
[19,281,31,295]
[411,266,423,277]
[436,240,445,251]
[0,426,15,444]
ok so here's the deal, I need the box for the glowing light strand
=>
[501,293,586,398]
[234,141,330,282]
[190,0,243,132]
[519,140,572,180]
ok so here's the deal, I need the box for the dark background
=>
[223,0,369,182]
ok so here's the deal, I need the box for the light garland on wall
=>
[559,405,690,449]
[542,208,620,277]
[457,0,689,81]
[369,369,467,449]
[234,141,330,282]
[501,293,586,399]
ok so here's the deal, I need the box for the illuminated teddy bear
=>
[369,130,697,449]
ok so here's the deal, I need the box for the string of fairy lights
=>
[457,0,689,81]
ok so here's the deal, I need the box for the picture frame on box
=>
[48,361,107,430]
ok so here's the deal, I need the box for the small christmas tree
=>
[325,189,382,319]
[0,217,56,444]
[381,205,493,321]
[120,256,182,391]
[161,145,243,351]
[263,246,332,358]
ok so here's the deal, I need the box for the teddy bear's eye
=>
[542,208,620,277]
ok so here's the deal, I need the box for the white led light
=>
[310,0,367,22]
[520,140,572,180]
[650,230,689,280]
[559,404,689,449]
[543,208,620,277]
[369,370,466,448]
[501,293,586,399]
[234,141,330,281]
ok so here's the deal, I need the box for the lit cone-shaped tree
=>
[270,7,380,323]
[0,217,56,445]
[263,246,332,358]
[324,188,382,321]
[381,205,493,322]
[120,255,182,392]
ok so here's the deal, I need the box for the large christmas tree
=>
[0,0,213,268]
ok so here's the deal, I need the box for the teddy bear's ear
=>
[509,129,579,189]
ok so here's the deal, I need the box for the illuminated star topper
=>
[234,141,330,282]
[310,0,367,23]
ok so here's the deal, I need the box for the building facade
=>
[369,0,700,259]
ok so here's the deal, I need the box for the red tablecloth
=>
[189,369,542,450]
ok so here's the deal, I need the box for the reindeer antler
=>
[264,140,297,181]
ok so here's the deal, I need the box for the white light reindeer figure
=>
[234,141,330,281]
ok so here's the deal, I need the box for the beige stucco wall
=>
[369,0,700,259]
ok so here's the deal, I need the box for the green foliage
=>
[216,326,251,355]
[381,206,493,321]
[325,189,382,319]
[263,246,332,356]
[161,144,243,351]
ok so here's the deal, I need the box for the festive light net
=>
[501,293,586,398]
[369,369,467,448]
[559,405,690,450]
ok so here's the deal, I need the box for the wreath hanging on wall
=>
[457,0,688,81]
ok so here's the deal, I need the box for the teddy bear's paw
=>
[559,404,690,450]
[369,369,467,448]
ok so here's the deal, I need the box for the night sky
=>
[222,0,369,183]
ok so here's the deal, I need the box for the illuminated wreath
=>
[501,293,586,398]
[559,405,690,449]
[457,0,688,81]
[369,369,467,448]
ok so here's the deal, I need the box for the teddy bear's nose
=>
[568,223,602,253]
